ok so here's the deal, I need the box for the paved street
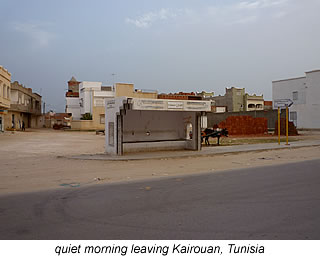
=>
[0,159,319,239]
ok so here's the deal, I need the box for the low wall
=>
[123,140,187,153]
[71,120,104,131]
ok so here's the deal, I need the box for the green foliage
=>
[81,113,92,120]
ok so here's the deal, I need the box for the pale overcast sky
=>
[1,0,320,111]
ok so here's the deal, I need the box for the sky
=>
[1,0,320,112]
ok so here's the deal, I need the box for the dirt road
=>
[1,129,320,195]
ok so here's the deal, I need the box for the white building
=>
[66,95,81,120]
[272,70,320,129]
[79,81,114,116]
[65,76,81,120]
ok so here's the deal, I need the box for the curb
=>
[63,143,320,161]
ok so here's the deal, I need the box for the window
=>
[290,111,297,126]
[292,91,298,101]
[12,114,15,128]
[100,114,105,124]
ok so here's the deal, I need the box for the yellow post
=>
[278,107,280,145]
[286,106,289,145]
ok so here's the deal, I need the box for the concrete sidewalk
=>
[67,139,320,161]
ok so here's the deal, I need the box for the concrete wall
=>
[66,97,81,120]
[79,81,102,115]
[105,97,127,155]
[71,120,102,131]
[305,71,320,129]
[70,104,105,130]
[229,87,245,112]
[123,110,192,142]
[105,98,202,155]
[122,111,198,153]
[273,70,320,129]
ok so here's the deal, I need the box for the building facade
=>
[0,66,11,131]
[69,81,158,130]
[212,87,264,112]
[244,94,264,111]
[65,76,81,120]
[272,70,320,129]
[158,92,202,100]
[5,81,42,129]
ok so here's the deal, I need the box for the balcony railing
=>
[10,103,42,115]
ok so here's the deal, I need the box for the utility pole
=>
[111,73,116,87]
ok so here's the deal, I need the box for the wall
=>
[115,83,158,99]
[79,81,102,115]
[0,66,11,131]
[105,97,127,155]
[272,71,320,129]
[229,87,245,112]
[4,111,43,129]
[115,83,134,97]
[0,66,11,110]
[91,105,105,130]
[70,104,105,131]
[71,120,102,131]
[305,71,320,129]
[123,110,191,142]
[66,97,81,120]
[123,111,198,153]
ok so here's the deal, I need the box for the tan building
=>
[0,66,11,131]
[115,83,158,99]
[212,87,264,112]
[5,81,42,130]
[244,94,264,111]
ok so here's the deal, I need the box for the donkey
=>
[201,128,228,146]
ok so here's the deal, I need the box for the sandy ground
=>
[1,129,320,195]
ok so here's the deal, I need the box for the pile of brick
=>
[274,119,298,135]
[218,116,268,135]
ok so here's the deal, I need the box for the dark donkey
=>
[201,128,228,146]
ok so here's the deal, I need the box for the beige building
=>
[212,87,264,112]
[244,94,264,111]
[115,83,158,99]
[5,81,42,130]
[71,82,158,131]
[0,66,11,131]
